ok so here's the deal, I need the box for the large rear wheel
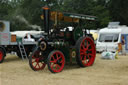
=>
[47,50,65,73]
[76,37,96,67]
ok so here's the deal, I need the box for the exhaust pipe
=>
[42,6,50,37]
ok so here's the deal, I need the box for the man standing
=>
[121,36,126,55]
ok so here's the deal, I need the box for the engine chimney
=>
[42,6,50,37]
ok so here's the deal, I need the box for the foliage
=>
[109,0,128,25]
[0,0,128,31]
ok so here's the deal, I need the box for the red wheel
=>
[29,48,46,71]
[0,48,5,63]
[76,37,96,67]
[47,50,65,73]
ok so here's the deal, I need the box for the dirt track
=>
[0,54,128,85]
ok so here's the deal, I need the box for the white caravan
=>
[96,22,128,53]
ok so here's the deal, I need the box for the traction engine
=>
[29,6,97,73]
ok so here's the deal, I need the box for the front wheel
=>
[76,37,96,67]
[29,47,46,71]
[47,50,65,73]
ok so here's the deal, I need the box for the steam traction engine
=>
[29,6,97,73]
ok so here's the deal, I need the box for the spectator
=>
[121,36,126,55]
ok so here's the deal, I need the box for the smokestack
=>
[42,6,50,37]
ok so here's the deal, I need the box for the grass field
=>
[0,54,128,85]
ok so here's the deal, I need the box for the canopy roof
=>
[41,11,97,23]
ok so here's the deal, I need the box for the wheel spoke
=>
[80,55,84,60]
[50,60,56,63]
[38,63,41,68]
[56,64,61,69]
[35,63,38,68]
[88,49,93,51]
[86,41,91,49]
[80,52,84,55]
[82,44,85,49]
[82,58,88,64]
[86,41,88,48]
[87,44,91,49]
[82,45,88,51]
[88,53,93,57]
[80,49,87,56]
[84,56,89,63]
[56,54,59,59]
[82,42,85,46]
[86,55,90,61]
[51,63,55,68]
[83,55,87,60]
[57,56,61,60]
[32,59,36,63]
[55,64,58,69]
[52,56,56,61]
[60,60,63,63]
[56,54,62,61]
[80,49,85,53]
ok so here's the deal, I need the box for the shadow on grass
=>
[64,63,81,70]
[3,55,22,63]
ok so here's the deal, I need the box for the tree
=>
[7,0,45,31]
[109,0,128,25]
[92,0,111,28]
[0,0,12,20]
[62,0,111,29]
[3,0,128,31]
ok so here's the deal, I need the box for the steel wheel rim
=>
[50,51,65,73]
[31,51,46,70]
[80,37,96,66]
[0,51,3,61]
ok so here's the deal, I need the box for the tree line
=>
[0,0,128,31]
